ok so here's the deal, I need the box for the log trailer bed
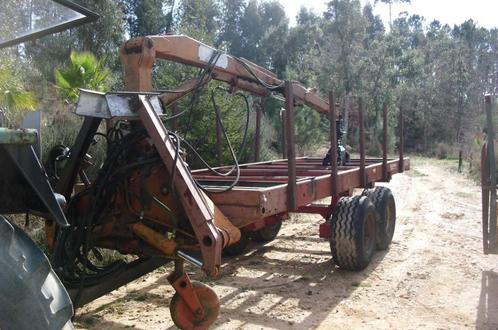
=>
[0,34,409,329]
[193,156,408,235]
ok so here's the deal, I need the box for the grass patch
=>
[454,191,473,199]
[435,158,460,168]
[406,168,427,177]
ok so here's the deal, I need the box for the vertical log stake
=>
[329,91,338,196]
[382,102,388,180]
[398,105,404,173]
[254,98,262,162]
[358,97,366,187]
[281,108,287,159]
[285,81,297,210]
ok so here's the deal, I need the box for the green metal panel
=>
[0,128,38,145]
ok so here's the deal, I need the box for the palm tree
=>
[54,51,109,103]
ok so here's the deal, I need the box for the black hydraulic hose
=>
[234,57,285,91]
[163,50,222,122]
[179,88,251,192]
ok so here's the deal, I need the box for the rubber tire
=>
[222,232,250,257]
[252,222,282,242]
[361,186,396,250]
[329,196,376,271]
[0,216,73,330]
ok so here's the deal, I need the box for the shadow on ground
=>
[477,270,498,329]
[75,233,389,329]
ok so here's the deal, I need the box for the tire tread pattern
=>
[0,216,73,330]
[330,196,374,270]
[361,186,396,250]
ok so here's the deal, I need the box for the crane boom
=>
[120,35,331,114]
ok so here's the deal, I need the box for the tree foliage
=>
[0,60,36,114]
[123,0,175,37]
[3,0,498,164]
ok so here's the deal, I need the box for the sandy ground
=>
[74,158,498,330]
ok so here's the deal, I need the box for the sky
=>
[284,0,498,30]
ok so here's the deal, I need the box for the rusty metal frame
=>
[254,99,263,162]
[116,33,410,267]
[120,35,330,113]
[358,97,366,187]
[285,81,297,210]
[329,92,338,196]
[136,95,222,277]
[193,156,409,228]
[382,102,389,181]
[399,105,405,173]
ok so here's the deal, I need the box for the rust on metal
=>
[45,33,411,320]
[298,204,333,218]
[136,95,223,277]
[168,271,220,329]
[254,98,262,162]
[131,222,177,256]
[285,81,297,210]
[120,35,330,113]
[399,105,405,173]
[329,91,338,196]
[382,102,388,180]
[358,97,366,187]
[193,157,410,228]
[169,272,205,318]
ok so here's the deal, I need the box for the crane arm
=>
[120,35,331,114]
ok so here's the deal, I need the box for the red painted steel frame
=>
[118,34,410,269]
[192,156,410,228]
[137,96,222,277]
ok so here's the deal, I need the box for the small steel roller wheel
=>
[169,281,220,330]
[329,196,376,270]
[362,186,396,250]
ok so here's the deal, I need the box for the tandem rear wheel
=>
[361,186,397,250]
[329,195,377,270]
[329,188,397,270]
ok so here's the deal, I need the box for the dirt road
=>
[75,158,498,329]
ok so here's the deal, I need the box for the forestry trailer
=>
[0,4,409,329]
